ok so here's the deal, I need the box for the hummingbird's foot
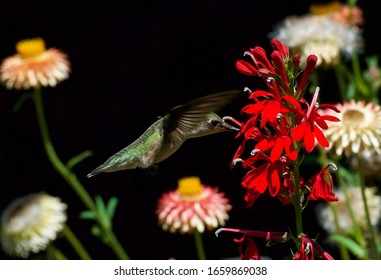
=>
[222,116,241,131]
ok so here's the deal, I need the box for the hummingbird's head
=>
[190,113,240,138]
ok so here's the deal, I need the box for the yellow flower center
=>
[177,177,203,196]
[342,109,365,126]
[309,1,341,15]
[16,38,46,59]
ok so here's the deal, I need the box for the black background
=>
[0,0,379,260]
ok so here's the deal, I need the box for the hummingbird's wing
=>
[164,90,241,147]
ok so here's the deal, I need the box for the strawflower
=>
[156,176,231,234]
[321,100,381,156]
[1,193,67,258]
[0,38,70,90]
[271,6,363,67]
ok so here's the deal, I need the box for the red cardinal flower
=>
[236,38,290,83]
[216,228,289,260]
[294,234,334,260]
[242,87,301,129]
[292,87,340,152]
[308,163,338,202]
[234,235,260,260]
[294,234,315,260]
[238,152,286,206]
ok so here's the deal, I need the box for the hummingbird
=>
[86,90,241,177]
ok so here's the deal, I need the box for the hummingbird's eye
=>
[210,120,221,127]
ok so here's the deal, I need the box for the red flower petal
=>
[270,38,289,57]
[292,123,308,142]
[242,101,265,114]
[282,95,302,110]
[261,101,280,127]
[236,60,258,75]
[313,124,329,148]
[304,125,315,152]
[269,166,280,196]
[250,90,272,99]
[256,137,275,152]
[251,46,274,72]
[270,137,284,161]
[284,136,298,160]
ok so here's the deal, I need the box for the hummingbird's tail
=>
[86,161,114,178]
[86,167,104,178]
[86,151,140,178]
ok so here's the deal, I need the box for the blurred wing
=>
[165,90,241,146]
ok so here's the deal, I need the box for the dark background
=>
[0,0,379,260]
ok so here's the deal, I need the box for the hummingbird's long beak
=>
[222,116,241,131]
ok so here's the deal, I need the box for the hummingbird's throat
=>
[16,38,46,59]
[177,177,203,196]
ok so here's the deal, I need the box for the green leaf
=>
[79,210,97,220]
[95,195,110,228]
[330,234,365,259]
[66,150,93,170]
[107,197,119,219]
[91,225,101,238]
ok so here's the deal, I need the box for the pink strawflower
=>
[156,177,231,234]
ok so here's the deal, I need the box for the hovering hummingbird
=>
[86,90,241,177]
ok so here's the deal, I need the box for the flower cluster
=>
[232,38,340,207]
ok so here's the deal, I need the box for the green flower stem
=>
[31,88,129,260]
[330,204,350,260]
[292,160,303,239]
[351,53,369,98]
[62,224,92,260]
[31,88,96,212]
[333,63,348,101]
[193,230,206,260]
[103,229,130,260]
[357,155,379,259]
[335,174,364,248]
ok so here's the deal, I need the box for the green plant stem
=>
[330,204,350,260]
[333,63,348,101]
[292,160,303,239]
[62,224,92,260]
[357,155,379,259]
[335,166,366,255]
[193,230,206,260]
[31,88,96,212]
[31,88,129,260]
[351,53,369,98]
[103,229,130,260]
